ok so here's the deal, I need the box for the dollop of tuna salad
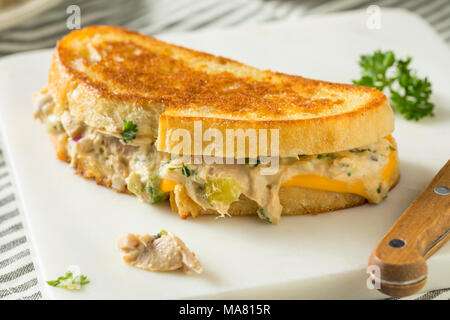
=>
[117,231,203,274]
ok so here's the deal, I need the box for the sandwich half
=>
[33,26,399,224]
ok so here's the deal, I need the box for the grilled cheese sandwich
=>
[33,26,399,224]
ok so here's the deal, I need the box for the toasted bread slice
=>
[48,25,393,156]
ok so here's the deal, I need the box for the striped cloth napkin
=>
[0,0,449,300]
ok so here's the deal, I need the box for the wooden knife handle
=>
[368,160,450,298]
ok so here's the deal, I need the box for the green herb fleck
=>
[169,164,195,177]
[347,172,352,177]
[388,146,396,151]
[353,50,434,121]
[120,120,138,143]
[143,171,168,204]
[377,186,382,194]
[156,230,168,237]
[258,208,272,224]
[349,148,371,153]
[181,164,192,177]
[317,153,338,160]
[244,158,261,168]
[46,121,65,134]
[47,270,89,290]
[253,159,261,168]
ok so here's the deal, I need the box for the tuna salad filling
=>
[160,136,397,224]
[34,89,398,224]
[33,88,169,203]
[117,231,203,274]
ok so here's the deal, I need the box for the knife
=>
[368,160,450,298]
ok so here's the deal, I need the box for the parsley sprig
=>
[157,230,168,236]
[47,270,90,290]
[120,120,138,143]
[353,50,434,121]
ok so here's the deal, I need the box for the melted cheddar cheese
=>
[281,147,397,199]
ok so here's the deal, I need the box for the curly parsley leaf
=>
[47,270,90,290]
[390,58,434,121]
[120,120,138,143]
[353,50,434,121]
[353,50,395,91]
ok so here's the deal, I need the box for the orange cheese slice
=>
[160,178,178,193]
[281,174,369,198]
[281,142,397,198]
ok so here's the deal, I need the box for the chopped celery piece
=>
[144,171,167,204]
[204,177,242,206]
[126,172,142,195]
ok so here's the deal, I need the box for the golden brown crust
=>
[49,133,70,162]
[47,25,393,155]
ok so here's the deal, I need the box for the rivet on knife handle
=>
[368,160,450,298]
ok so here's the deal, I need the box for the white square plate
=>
[0,9,449,299]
